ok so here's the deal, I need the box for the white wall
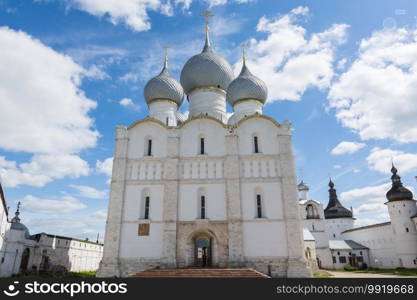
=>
[128,122,168,158]
[326,218,355,240]
[178,184,226,221]
[235,118,279,156]
[341,224,397,268]
[179,119,226,157]
[242,221,288,257]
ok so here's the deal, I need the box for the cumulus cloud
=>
[19,194,86,214]
[330,141,365,155]
[328,27,417,143]
[340,182,415,226]
[367,147,417,175]
[70,184,107,199]
[65,0,251,32]
[243,6,349,102]
[0,154,90,188]
[96,157,113,177]
[119,97,140,111]
[0,27,99,188]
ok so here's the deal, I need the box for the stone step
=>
[130,268,270,278]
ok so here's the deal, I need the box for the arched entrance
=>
[19,248,30,273]
[194,234,212,268]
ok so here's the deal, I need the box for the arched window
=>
[306,204,319,219]
[141,189,151,219]
[145,137,152,156]
[198,188,207,219]
[144,196,150,219]
[198,135,206,155]
[256,194,263,218]
[253,135,259,153]
[200,196,206,219]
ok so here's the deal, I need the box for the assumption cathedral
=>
[98,15,417,278]
[98,16,312,278]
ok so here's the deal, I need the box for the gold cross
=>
[201,9,214,28]
[163,45,171,65]
[240,43,247,64]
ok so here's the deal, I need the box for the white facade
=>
[99,113,311,278]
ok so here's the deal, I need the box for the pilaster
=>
[97,125,129,277]
[278,125,312,277]
[224,132,244,266]
[161,134,179,267]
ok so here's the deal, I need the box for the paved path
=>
[326,270,417,278]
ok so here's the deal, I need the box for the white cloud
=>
[119,97,140,111]
[328,27,417,143]
[67,0,250,32]
[0,27,98,188]
[340,182,415,226]
[244,6,349,102]
[367,147,417,175]
[0,154,90,188]
[19,194,86,214]
[330,141,365,155]
[0,27,98,155]
[70,184,107,199]
[96,157,113,177]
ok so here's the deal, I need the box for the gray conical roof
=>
[324,179,353,219]
[226,62,267,106]
[144,59,184,106]
[180,28,234,95]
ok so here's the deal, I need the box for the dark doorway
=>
[194,236,211,268]
[19,248,30,273]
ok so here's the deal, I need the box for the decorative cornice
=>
[127,112,286,132]
[147,98,179,106]
[234,112,282,129]
[232,98,264,108]
[178,113,228,129]
[188,85,226,96]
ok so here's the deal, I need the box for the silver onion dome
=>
[180,29,234,95]
[144,57,184,106]
[226,60,268,106]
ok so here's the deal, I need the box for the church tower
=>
[385,164,417,268]
[98,12,311,278]
[324,179,354,240]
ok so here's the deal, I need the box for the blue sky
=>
[1,0,417,240]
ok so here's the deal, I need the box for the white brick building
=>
[98,22,311,278]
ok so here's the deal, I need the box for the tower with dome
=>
[98,14,311,278]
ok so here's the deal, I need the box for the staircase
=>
[130,268,270,278]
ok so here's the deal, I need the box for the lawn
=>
[11,271,97,278]
[334,268,417,277]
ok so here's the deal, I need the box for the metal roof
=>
[329,240,369,250]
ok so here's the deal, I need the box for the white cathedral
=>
[98,19,417,278]
[98,21,312,278]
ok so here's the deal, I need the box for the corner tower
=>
[385,164,417,268]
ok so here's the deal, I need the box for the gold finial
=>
[201,9,214,32]
[240,43,247,65]
[163,45,170,68]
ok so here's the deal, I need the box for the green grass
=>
[63,271,97,278]
[313,273,332,278]
[334,268,417,276]
[11,270,97,278]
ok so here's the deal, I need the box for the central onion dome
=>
[180,29,234,95]
[226,59,268,106]
[144,57,184,106]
